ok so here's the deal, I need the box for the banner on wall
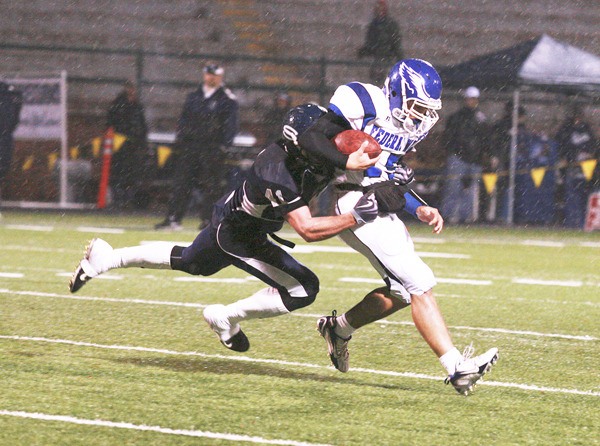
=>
[10,76,64,140]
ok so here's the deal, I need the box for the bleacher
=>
[0,1,598,209]
[2,0,599,129]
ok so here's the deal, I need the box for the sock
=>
[225,287,290,323]
[334,313,355,339]
[113,242,176,270]
[439,347,462,376]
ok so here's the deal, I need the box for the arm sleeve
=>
[297,111,351,170]
[403,192,420,218]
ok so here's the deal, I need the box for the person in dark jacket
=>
[554,104,598,228]
[441,86,488,224]
[358,0,404,84]
[106,81,148,208]
[482,102,526,222]
[155,62,239,230]
[0,81,23,193]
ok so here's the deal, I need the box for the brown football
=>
[333,130,382,159]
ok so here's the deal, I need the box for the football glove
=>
[350,192,378,224]
[388,161,414,185]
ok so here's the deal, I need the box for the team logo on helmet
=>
[384,58,442,141]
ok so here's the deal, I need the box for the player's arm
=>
[284,193,379,242]
[285,206,356,242]
[404,191,444,233]
[299,111,376,171]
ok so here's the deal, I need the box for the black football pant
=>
[170,220,319,311]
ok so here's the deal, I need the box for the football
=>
[333,130,382,159]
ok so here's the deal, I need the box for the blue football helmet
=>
[282,103,327,146]
[383,59,442,138]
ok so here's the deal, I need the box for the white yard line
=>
[0,288,596,342]
[339,277,491,286]
[76,226,125,234]
[4,224,53,231]
[0,272,24,278]
[521,240,566,248]
[1,335,598,397]
[512,278,583,287]
[174,277,251,283]
[0,410,331,446]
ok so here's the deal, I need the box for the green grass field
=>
[0,210,598,445]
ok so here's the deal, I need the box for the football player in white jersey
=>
[300,59,498,395]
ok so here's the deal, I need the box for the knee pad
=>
[279,269,319,311]
[280,292,317,311]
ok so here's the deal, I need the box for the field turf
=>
[0,210,598,445]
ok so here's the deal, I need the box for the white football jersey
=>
[328,82,427,187]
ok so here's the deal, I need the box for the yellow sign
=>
[22,155,34,171]
[113,133,127,152]
[482,173,498,195]
[580,159,597,181]
[48,153,59,171]
[530,167,546,188]
[92,137,102,158]
[157,145,172,168]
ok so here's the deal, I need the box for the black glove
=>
[350,192,378,224]
[389,161,414,185]
[365,182,407,214]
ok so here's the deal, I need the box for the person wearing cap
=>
[155,62,239,230]
[441,86,488,224]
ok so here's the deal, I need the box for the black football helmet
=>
[282,103,327,146]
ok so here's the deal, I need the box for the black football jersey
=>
[220,142,330,233]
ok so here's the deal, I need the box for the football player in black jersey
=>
[69,104,379,352]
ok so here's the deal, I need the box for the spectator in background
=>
[155,62,239,231]
[358,0,404,84]
[262,91,292,143]
[0,81,23,198]
[554,104,598,228]
[441,86,488,224]
[482,102,526,222]
[512,108,558,225]
[106,81,148,209]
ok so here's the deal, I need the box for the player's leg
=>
[203,221,320,351]
[69,224,228,293]
[323,204,498,388]
[317,285,409,372]
[69,238,177,293]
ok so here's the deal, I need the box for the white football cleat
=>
[445,345,499,395]
[69,238,114,293]
[317,310,351,373]
[203,304,250,352]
